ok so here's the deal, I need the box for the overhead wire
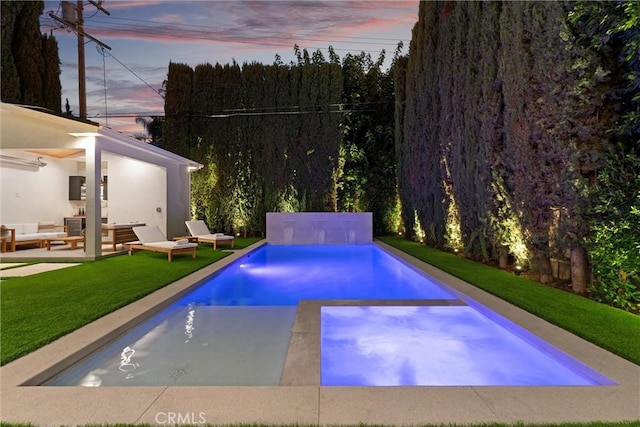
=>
[100,50,165,99]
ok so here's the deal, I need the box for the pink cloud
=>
[151,13,185,25]
[76,1,416,50]
[101,1,165,10]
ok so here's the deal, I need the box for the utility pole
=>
[77,0,86,118]
[49,1,111,119]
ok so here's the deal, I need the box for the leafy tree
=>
[135,116,164,146]
[567,1,640,309]
[338,50,398,234]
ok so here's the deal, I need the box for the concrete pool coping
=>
[1,240,638,425]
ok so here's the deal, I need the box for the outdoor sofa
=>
[1,222,67,252]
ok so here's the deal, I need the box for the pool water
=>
[43,244,615,387]
[177,244,457,305]
[321,306,612,386]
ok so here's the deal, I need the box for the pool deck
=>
[1,240,638,426]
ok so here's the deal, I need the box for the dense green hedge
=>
[395,1,640,310]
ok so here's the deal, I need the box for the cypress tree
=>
[1,1,60,110]
[41,34,61,113]
[1,1,22,103]
[13,1,45,106]
[163,62,193,158]
[403,1,446,246]
[394,54,410,234]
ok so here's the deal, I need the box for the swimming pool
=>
[43,244,615,387]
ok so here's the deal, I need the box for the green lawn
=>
[379,236,640,366]
[0,238,261,365]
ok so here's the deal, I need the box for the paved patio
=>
[0,241,128,263]
[1,240,638,425]
[0,262,81,277]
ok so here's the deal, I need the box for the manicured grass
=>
[379,236,640,366]
[0,238,261,365]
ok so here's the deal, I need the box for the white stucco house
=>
[0,102,202,259]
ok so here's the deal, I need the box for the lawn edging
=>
[378,236,640,366]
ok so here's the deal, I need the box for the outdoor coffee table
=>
[45,235,85,251]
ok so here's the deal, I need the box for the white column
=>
[84,140,102,258]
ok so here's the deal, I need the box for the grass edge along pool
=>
[42,244,616,387]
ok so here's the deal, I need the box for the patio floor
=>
[1,240,638,425]
[0,242,128,264]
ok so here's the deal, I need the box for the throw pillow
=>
[38,221,56,232]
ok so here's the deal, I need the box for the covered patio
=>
[0,102,202,260]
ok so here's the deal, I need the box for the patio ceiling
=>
[0,102,98,151]
[1,102,202,170]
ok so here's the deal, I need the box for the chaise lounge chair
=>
[128,225,198,262]
[185,220,235,250]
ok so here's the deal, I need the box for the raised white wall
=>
[105,154,167,234]
[0,154,78,224]
[165,162,192,238]
[266,212,373,244]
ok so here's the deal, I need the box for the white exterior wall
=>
[0,155,78,224]
[165,162,192,238]
[266,212,373,244]
[106,155,167,234]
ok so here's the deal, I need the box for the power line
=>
[101,50,164,99]
[84,100,398,119]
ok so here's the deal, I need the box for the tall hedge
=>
[164,46,400,236]
[164,57,345,235]
[397,1,640,310]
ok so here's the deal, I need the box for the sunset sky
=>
[40,1,419,136]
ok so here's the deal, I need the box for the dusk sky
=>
[40,1,419,136]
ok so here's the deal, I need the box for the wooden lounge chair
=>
[185,220,234,250]
[128,225,197,262]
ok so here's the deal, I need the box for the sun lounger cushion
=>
[132,226,197,248]
[129,226,198,262]
[185,221,233,240]
[185,220,211,237]
[132,225,167,244]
